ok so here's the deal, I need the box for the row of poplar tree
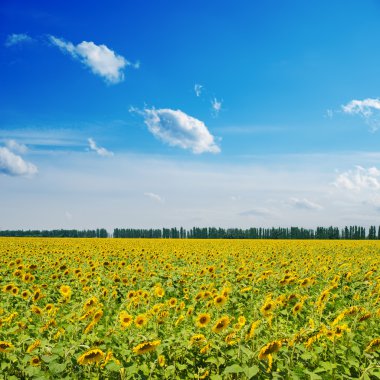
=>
[1,226,376,239]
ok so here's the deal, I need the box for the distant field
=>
[0,238,379,379]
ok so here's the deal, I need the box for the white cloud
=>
[194,84,203,97]
[239,207,274,217]
[289,197,322,210]
[88,138,114,157]
[138,107,221,154]
[5,139,28,154]
[0,147,38,177]
[5,33,32,47]
[49,36,135,84]
[144,192,164,203]
[334,165,380,191]
[342,98,380,131]
[211,98,222,116]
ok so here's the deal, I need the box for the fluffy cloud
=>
[334,166,380,191]
[194,84,203,97]
[144,192,164,203]
[289,197,322,210]
[5,139,28,154]
[5,33,32,47]
[88,138,114,157]
[139,108,220,154]
[342,98,380,131]
[211,98,222,116]
[49,36,134,84]
[0,147,38,177]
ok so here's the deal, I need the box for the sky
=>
[2,0,380,231]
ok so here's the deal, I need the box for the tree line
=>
[1,226,380,240]
[113,226,377,239]
[0,229,108,238]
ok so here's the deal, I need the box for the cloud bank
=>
[0,147,38,177]
[138,108,220,154]
[334,166,380,191]
[49,36,133,84]
[5,139,28,154]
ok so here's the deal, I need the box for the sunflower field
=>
[0,237,380,379]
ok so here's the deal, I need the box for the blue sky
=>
[2,0,380,230]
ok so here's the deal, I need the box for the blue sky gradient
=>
[2,0,380,230]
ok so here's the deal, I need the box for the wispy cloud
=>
[5,139,28,154]
[144,192,164,203]
[0,147,38,177]
[239,207,274,217]
[135,107,221,154]
[342,98,380,131]
[5,33,33,47]
[334,165,380,191]
[211,97,222,117]
[49,36,136,84]
[88,138,114,157]
[289,197,322,210]
[194,84,203,97]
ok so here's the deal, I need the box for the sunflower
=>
[292,302,304,315]
[154,287,165,298]
[0,341,13,353]
[212,316,230,333]
[2,284,14,293]
[245,320,261,340]
[365,338,380,352]
[132,340,160,355]
[32,289,42,302]
[258,340,282,360]
[83,296,98,310]
[260,300,275,316]
[119,311,133,328]
[92,309,103,323]
[135,314,148,328]
[168,298,177,308]
[77,348,105,365]
[26,339,41,353]
[31,305,43,316]
[237,316,246,326]
[59,285,71,299]
[158,354,166,367]
[30,356,41,367]
[21,290,30,300]
[213,295,227,308]
[190,334,207,346]
[196,313,211,328]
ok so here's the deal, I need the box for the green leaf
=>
[49,362,66,374]
[1,362,10,370]
[206,357,218,365]
[223,364,244,374]
[176,363,187,371]
[301,352,313,360]
[106,361,121,372]
[210,375,223,380]
[241,346,254,357]
[244,365,259,379]
[140,362,150,376]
